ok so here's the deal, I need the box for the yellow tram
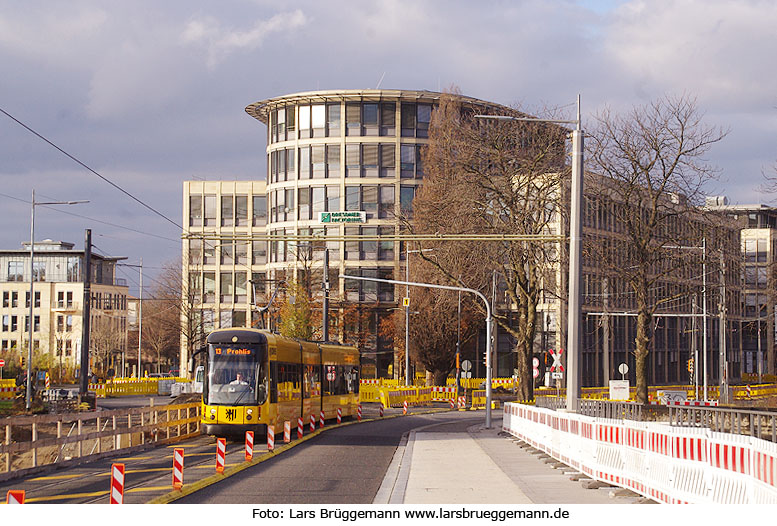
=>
[199,328,360,437]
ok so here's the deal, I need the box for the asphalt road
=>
[175,412,481,504]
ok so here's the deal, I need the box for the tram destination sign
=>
[319,211,366,224]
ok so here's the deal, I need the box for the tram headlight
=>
[246,408,253,421]
[210,408,216,420]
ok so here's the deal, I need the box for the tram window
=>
[270,363,279,403]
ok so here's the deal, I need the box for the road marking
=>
[28,474,85,481]
[127,486,172,493]
[23,491,107,503]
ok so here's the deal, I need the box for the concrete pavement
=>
[375,409,653,505]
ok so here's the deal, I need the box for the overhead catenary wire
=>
[0,107,182,230]
[0,190,179,244]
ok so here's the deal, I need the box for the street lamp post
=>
[26,190,88,410]
[475,96,584,411]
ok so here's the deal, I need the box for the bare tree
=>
[412,90,568,400]
[586,94,727,403]
[141,298,180,374]
[164,261,208,377]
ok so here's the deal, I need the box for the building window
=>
[204,195,217,226]
[378,227,394,260]
[381,103,396,136]
[400,185,417,217]
[362,144,378,177]
[401,103,432,138]
[203,243,216,265]
[344,268,394,302]
[312,145,326,178]
[379,186,395,218]
[252,196,267,226]
[299,105,311,138]
[299,146,311,180]
[400,145,424,179]
[235,272,247,303]
[189,195,202,227]
[221,195,234,227]
[327,103,341,137]
[7,261,23,282]
[220,272,233,303]
[346,103,360,136]
[32,261,45,282]
[189,239,202,265]
[252,240,267,265]
[326,145,340,178]
[2,315,8,332]
[235,195,248,226]
[204,272,216,303]
[235,243,248,266]
[25,291,41,309]
[312,104,326,138]
[380,144,395,178]
[362,103,378,136]
[220,243,234,265]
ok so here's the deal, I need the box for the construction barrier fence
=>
[503,402,777,504]
[377,387,434,409]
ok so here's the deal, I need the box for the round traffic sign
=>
[532,367,539,379]
[618,363,629,375]
[461,360,472,372]
[0,359,4,367]
[532,357,540,368]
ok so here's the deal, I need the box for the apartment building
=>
[0,239,128,377]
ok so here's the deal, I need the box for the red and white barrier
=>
[109,463,125,504]
[267,426,275,451]
[403,400,408,415]
[357,404,362,421]
[309,414,316,432]
[337,408,342,424]
[665,400,719,407]
[215,438,226,473]
[297,417,304,439]
[172,448,184,489]
[284,421,291,443]
[503,402,777,504]
[379,403,384,417]
[319,410,325,428]
[6,490,25,504]
[245,431,254,461]
[449,399,455,409]
[457,396,466,409]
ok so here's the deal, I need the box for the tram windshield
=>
[205,343,268,406]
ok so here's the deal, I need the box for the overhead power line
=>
[0,107,182,230]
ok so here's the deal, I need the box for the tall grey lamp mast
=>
[27,190,88,410]
[475,95,583,410]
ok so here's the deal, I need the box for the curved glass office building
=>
[245,90,504,377]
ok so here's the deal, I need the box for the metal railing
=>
[670,405,777,443]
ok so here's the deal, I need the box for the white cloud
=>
[181,9,307,68]
[604,0,777,111]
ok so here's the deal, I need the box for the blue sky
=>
[1,0,775,293]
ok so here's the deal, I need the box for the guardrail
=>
[503,402,777,504]
[0,401,201,482]
[670,405,777,443]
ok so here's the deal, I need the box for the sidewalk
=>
[374,412,651,504]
